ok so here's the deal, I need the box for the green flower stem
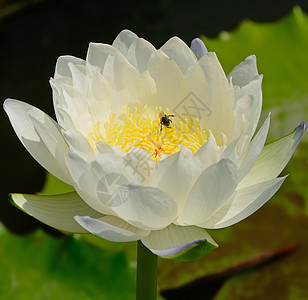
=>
[136,241,158,300]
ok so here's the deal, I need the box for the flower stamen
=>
[87,106,209,161]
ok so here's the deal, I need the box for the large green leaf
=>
[0,224,136,299]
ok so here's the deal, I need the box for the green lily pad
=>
[0,224,136,299]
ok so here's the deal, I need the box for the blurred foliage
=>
[0,0,45,19]
[0,5,307,300]
[0,224,136,299]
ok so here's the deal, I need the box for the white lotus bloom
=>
[4,30,306,260]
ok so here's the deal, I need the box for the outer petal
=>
[151,145,202,210]
[227,55,259,87]
[110,184,178,230]
[198,176,286,228]
[75,215,150,242]
[178,159,240,225]
[141,224,218,261]
[9,192,103,233]
[4,99,72,185]
[239,121,306,188]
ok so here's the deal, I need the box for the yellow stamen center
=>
[88,105,209,162]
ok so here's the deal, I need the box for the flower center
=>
[87,106,209,161]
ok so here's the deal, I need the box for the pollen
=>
[87,105,209,162]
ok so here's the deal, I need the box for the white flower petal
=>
[238,114,270,179]
[94,152,125,175]
[65,152,103,209]
[152,145,202,210]
[161,37,197,73]
[111,184,178,230]
[138,70,157,107]
[141,224,217,259]
[202,176,287,229]
[56,83,93,136]
[112,29,139,57]
[126,38,156,73]
[54,55,85,79]
[174,64,213,132]
[230,94,252,144]
[123,147,156,185]
[64,152,121,215]
[50,77,74,129]
[177,159,240,225]
[96,141,114,154]
[194,130,221,170]
[86,43,116,71]
[87,43,140,107]
[90,69,112,104]
[234,76,263,142]
[9,192,103,233]
[68,63,93,97]
[179,62,209,101]
[239,122,306,188]
[228,55,259,87]
[198,52,236,144]
[4,99,72,184]
[228,55,258,87]
[62,129,95,161]
[147,49,183,109]
[75,215,150,242]
[220,136,241,164]
[198,52,229,92]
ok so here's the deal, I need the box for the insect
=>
[159,111,175,132]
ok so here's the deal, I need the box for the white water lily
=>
[4,30,306,260]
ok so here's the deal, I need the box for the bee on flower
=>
[158,111,175,132]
